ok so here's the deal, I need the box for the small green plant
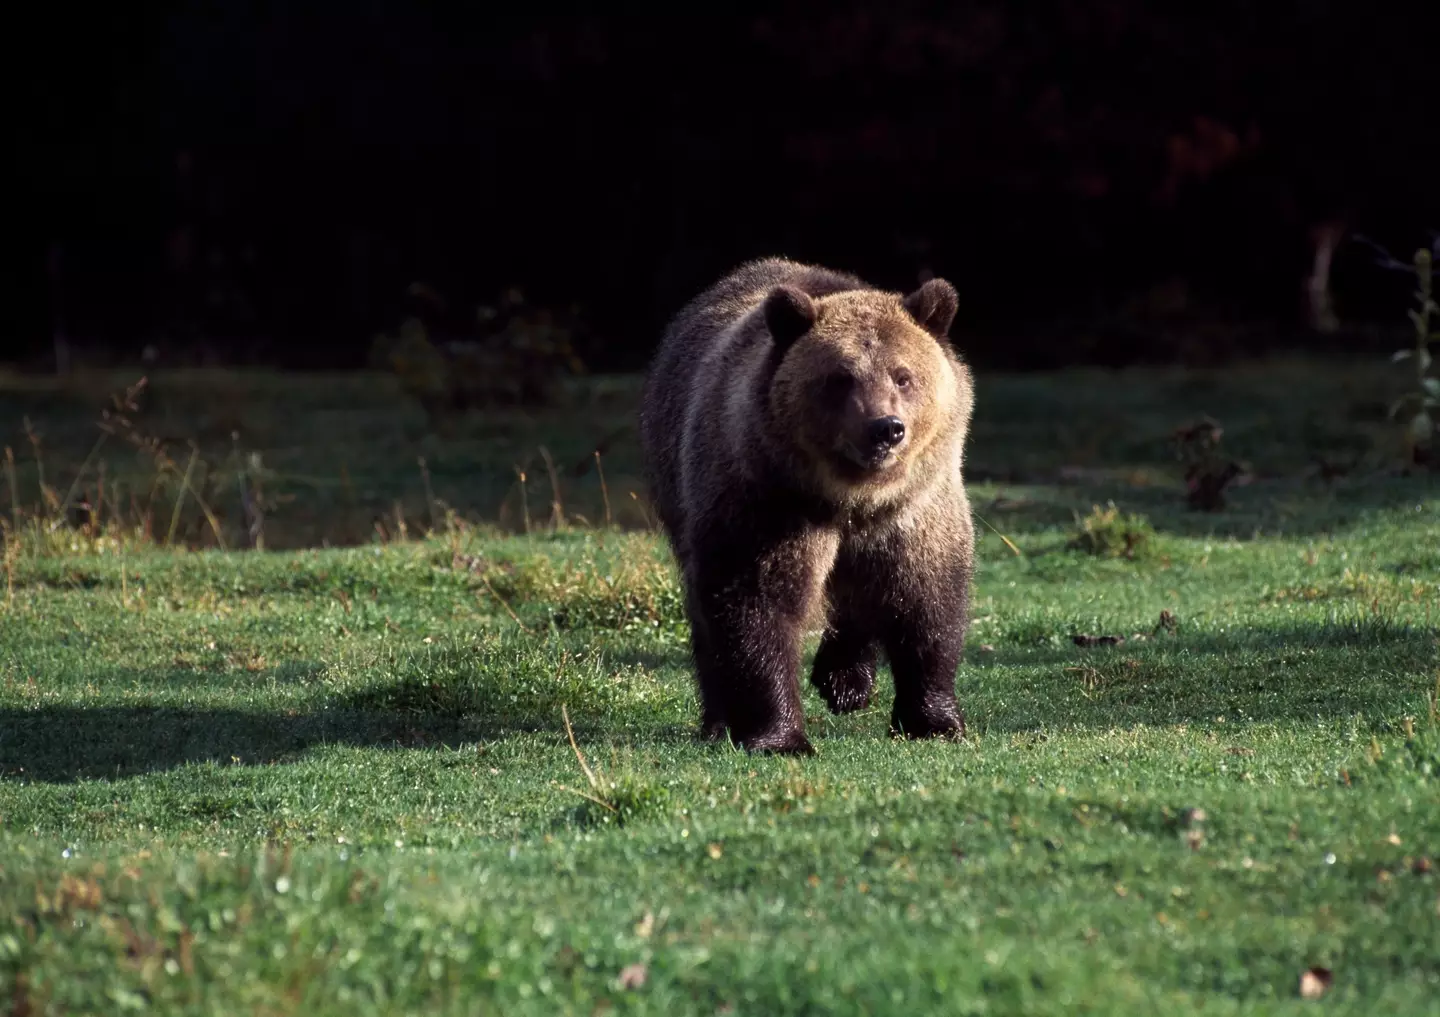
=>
[1354,234,1440,465]
[1389,247,1439,464]
[1068,502,1155,559]
[568,771,674,828]
[1172,414,1246,511]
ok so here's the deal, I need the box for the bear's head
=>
[764,277,971,503]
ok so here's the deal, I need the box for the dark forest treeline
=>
[10,1,1438,371]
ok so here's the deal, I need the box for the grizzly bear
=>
[639,257,976,754]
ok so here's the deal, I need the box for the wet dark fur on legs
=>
[685,498,973,755]
[817,541,971,741]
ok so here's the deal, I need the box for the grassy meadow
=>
[1,360,1438,1015]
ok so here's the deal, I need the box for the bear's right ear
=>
[903,278,959,341]
[762,286,817,350]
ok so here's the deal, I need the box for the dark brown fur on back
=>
[640,257,976,753]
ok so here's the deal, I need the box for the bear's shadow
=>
[4,616,1424,782]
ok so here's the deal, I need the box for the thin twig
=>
[235,437,265,551]
[2,541,14,612]
[538,445,564,529]
[23,417,55,512]
[515,466,531,535]
[1350,233,1415,273]
[144,475,162,541]
[561,703,600,791]
[418,456,438,533]
[479,572,533,633]
[339,461,358,544]
[973,510,1023,557]
[3,447,18,532]
[629,490,659,531]
[554,782,618,814]
[167,447,199,546]
[51,431,109,530]
[92,461,106,537]
[340,462,355,505]
[595,450,612,527]
[186,457,227,550]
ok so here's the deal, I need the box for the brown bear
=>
[639,257,976,754]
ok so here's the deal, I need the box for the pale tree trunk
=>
[1304,221,1345,334]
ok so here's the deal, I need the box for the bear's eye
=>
[894,371,914,391]
[822,372,854,402]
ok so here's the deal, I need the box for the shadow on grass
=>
[600,646,689,673]
[964,617,1437,734]
[0,656,698,782]
[972,615,1437,669]
[0,700,700,783]
[4,616,1434,782]
[973,473,1436,541]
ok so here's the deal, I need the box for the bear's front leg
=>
[886,625,967,740]
[687,526,837,754]
[701,596,812,754]
[882,558,971,741]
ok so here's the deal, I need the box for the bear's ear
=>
[902,278,959,340]
[763,285,817,350]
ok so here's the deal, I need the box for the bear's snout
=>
[839,414,908,471]
[866,415,906,451]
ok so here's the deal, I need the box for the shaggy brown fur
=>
[639,258,976,754]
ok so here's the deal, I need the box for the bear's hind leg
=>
[810,626,877,715]
[685,595,730,741]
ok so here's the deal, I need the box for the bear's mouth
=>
[835,442,904,478]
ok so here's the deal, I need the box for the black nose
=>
[867,415,906,449]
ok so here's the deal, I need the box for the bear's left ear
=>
[902,278,958,340]
[763,285,818,351]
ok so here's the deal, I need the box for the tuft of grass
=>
[1068,501,1157,559]
[553,703,675,827]
[562,760,675,829]
[476,543,686,638]
[1265,566,1440,609]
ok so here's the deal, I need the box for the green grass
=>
[2,360,1439,1015]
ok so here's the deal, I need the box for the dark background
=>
[10,1,1439,373]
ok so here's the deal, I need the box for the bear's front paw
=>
[738,725,816,756]
[890,702,966,741]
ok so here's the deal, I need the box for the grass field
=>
[2,360,1438,1015]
